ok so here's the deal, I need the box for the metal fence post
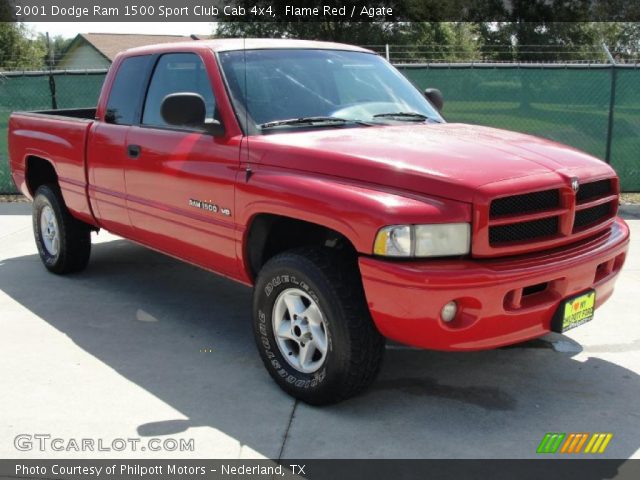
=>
[603,44,616,165]
[385,44,390,62]
[46,32,57,110]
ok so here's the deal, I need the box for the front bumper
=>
[359,217,630,351]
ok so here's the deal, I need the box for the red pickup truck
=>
[8,39,629,404]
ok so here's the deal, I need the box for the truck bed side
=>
[8,110,97,226]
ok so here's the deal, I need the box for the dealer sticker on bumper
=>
[554,290,596,333]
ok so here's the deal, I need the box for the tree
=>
[396,22,482,61]
[592,22,640,61]
[37,33,74,68]
[0,23,47,70]
[216,21,407,45]
[216,21,482,62]
[469,0,599,62]
[0,1,11,22]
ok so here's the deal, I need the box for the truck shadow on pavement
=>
[1,237,639,462]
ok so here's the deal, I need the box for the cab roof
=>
[123,38,374,57]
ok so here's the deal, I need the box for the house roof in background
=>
[75,33,213,61]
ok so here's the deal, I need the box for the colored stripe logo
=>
[537,433,613,454]
[537,433,566,453]
[584,433,614,454]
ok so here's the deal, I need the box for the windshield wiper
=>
[373,112,439,122]
[260,116,371,129]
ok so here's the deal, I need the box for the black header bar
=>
[2,459,640,480]
[3,0,640,22]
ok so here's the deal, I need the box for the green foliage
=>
[477,22,640,63]
[216,21,482,61]
[479,22,608,62]
[0,23,73,71]
[592,23,640,61]
[397,23,482,61]
[46,34,74,62]
[216,21,404,45]
[0,23,47,70]
[0,0,12,22]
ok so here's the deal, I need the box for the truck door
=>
[124,52,240,277]
[87,54,153,236]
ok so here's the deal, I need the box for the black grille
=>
[490,189,560,218]
[573,203,612,232]
[490,217,560,245]
[576,179,612,203]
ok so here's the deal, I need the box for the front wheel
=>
[33,185,91,274]
[253,248,385,405]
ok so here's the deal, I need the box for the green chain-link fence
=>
[0,70,107,193]
[399,64,640,192]
[610,68,640,191]
[1,65,639,193]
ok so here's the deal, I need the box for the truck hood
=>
[248,123,614,203]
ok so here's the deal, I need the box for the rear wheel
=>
[33,185,91,274]
[253,248,385,405]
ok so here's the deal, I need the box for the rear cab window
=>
[105,55,153,125]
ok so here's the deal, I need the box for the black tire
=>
[33,184,91,274]
[253,248,385,405]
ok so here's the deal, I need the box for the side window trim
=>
[138,53,164,127]
[139,51,216,133]
[132,53,159,126]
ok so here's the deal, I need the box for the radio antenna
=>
[244,36,252,181]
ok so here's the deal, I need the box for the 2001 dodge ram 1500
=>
[9,39,630,404]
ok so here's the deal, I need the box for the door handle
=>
[127,144,141,159]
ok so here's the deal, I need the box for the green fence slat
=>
[398,65,639,192]
[1,66,638,194]
[609,69,640,191]
[0,71,107,194]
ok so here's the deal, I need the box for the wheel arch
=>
[25,155,59,197]
[244,213,359,281]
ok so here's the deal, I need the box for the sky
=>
[26,22,215,38]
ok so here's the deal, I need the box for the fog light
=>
[441,301,458,322]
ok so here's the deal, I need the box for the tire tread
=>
[256,247,384,404]
[34,184,91,274]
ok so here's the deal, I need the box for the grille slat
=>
[489,217,560,245]
[576,179,612,204]
[573,203,612,232]
[490,189,560,218]
[485,178,615,250]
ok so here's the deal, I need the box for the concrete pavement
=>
[1,202,639,459]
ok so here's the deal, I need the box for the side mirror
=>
[424,88,444,112]
[160,92,224,136]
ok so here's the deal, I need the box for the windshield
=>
[217,49,443,132]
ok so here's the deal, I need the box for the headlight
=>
[374,223,470,257]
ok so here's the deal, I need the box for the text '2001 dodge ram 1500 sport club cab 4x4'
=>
[9,39,629,404]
